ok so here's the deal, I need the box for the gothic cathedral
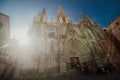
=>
[25,5,108,74]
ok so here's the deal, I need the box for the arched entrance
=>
[70,57,80,69]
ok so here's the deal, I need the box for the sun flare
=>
[18,37,30,46]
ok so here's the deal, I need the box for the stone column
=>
[59,52,67,73]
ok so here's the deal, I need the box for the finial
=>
[78,17,81,24]
[43,8,45,12]
[42,8,46,15]
[80,12,86,18]
[80,12,90,23]
[80,12,83,17]
[58,4,63,12]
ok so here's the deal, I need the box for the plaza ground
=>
[12,69,120,80]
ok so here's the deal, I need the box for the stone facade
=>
[106,15,120,69]
[25,5,108,75]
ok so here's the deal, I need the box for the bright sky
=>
[0,0,120,39]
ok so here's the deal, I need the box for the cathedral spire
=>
[80,12,98,26]
[53,4,72,24]
[41,8,46,15]
[80,12,89,22]
[33,8,48,25]
[58,4,63,13]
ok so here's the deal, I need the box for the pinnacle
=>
[78,17,81,24]
[58,4,63,12]
[53,5,72,24]
[33,8,48,24]
[42,8,46,15]
[80,12,88,19]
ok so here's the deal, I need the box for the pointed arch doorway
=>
[70,57,80,69]
[69,50,80,69]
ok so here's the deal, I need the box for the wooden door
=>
[70,57,80,68]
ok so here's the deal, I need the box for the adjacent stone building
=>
[0,13,10,45]
[0,12,11,78]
